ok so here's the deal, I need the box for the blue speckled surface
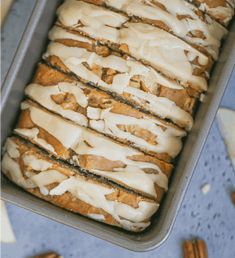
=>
[1,1,235,257]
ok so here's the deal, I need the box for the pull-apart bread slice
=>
[2,137,158,232]
[14,100,173,200]
[189,0,235,26]
[45,26,198,130]
[56,0,212,93]
[82,0,227,60]
[25,64,186,162]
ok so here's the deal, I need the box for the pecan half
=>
[183,239,208,258]
[34,251,62,258]
[231,191,235,206]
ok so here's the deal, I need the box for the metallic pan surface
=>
[1,0,235,251]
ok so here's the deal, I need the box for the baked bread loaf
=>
[14,100,173,200]
[81,0,227,59]
[1,0,234,232]
[189,0,235,26]
[45,26,196,129]
[2,137,159,232]
[56,0,213,92]
[25,63,186,162]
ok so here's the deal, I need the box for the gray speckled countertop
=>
[1,1,235,257]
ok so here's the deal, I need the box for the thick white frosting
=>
[49,25,93,43]
[56,0,209,91]
[87,106,185,157]
[23,154,53,171]
[119,22,209,90]
[189,0,235,26]
[14,102,169,198]
[2,154,36,189]
[4,138,20,158]
[86,213,105,221]
[30,170,67,187]
[25,82,88,126]
[57,0,128,42]
[25,82,186,158]
[104,0,227,59]
[45,38,193,129]
[2,139,159,231]
[48,26,183,89]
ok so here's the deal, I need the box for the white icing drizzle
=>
[49,26,92,43]
[2,154,36,189]
[92,164,168,195]
[5,138,20,158]
[56,0,128,42]
[189,0,235,26]
[21,101,30,110]
[87,213,105,221]
[31,170,67,187]
[50,177,157,225]
[104,0,227,59]
[39,186,49,195]
[25,82,185,158]
[23,154,53,171]
[25,82,88,126]
[45,40,193,129]
[14,102,169,198]
[88,106,185,156]
[14,128,56,153]
[2,140,159,231]
[56,0,209,91]
[16,105,82,150]
[119,22,209,90]
[48,26,183,89]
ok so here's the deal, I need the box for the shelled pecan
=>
[34,252,62,258]
[183,239,208,258]
[231,192,235,206]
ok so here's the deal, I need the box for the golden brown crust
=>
[30,64,186,162]
[12,137,150,205]
[46,38,199,113]
[56,12,212,81]
[3,136,158,231]
[27,188,119,225]
[17,108,71,159]
[34,62,73,85]
[158,86,198,114]
[191,0,234,26]
[17,99,174,174]
[128,154,172,178]
[15,101,173,200]
[199,0,228,8]
[81,0,216,59]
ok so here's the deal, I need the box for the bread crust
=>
[2,137,159,232]
[45,25,200,130]
[189,0,234,26]
[14,100,173,200]
[55,1,212,92]
[81,0,227,60]
[26,63,186,162]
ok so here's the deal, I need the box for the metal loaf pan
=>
[1,0,235,251]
